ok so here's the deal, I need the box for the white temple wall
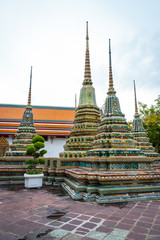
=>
[4,134,67,158]
[43,136,67,158]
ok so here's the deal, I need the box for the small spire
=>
[27,66,32,106]
[108,39,115,94]
[83,21,92,86]
[133,80,138,115]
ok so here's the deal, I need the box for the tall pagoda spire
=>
[133,80,138,116]
[60,21,100,158]
[27,66,32,107]
[83,21,92,86]
[104,39,121,115]
[5,66,36,157]
[108,39,116,95]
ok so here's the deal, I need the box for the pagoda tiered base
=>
[62,167,160,203]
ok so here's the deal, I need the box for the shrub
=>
[34,142,45,150]
[25,135,47,174]
[32,135,45,143]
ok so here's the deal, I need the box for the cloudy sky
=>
[0,0,160,121]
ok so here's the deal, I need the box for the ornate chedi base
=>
[61,166,160,203]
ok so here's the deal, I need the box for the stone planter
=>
[24,173,44,188]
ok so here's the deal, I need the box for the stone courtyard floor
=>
[0,185,160,240]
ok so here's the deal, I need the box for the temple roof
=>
[0,104,75,136]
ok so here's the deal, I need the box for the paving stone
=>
[87,230,107,239]
[66,212,80,218]
[136,221,152,228]
[77,215,91,220]
[116,223,133,230]
[69,219,83,225]
[49,228,69,238]
[127,232,147,240]
[61,223,77,231]
[111,228,129,237]
[75,231,88,236]
[103,235,124,240]
[120,218,136,225]
[48,220,64,227]
[132,226,149,234]
[148,237,160,240]
[62,233,83,239]
[89,217,102,223]
[96,226,112,234]
[103,220,117,228]
[82,222,97,229]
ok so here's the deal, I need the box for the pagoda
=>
[5,67,36,156]
[61,39,160,203]
[60,22,100,158]
[87,39,144,165]
[131,80,159,157]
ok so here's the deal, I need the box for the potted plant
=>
[24,135,47,188]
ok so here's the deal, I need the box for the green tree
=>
[25,135,47,174]
[139,95,160,153]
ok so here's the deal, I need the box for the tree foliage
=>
[139,95,160,153]
[25,135,47,174]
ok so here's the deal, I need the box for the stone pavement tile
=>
[48,220,64,227]
[27,214,42,221]
[115,223,132,230]
[95,214,110,219]
[96,226,112,234]
[0,233,18,240]
[152,224,160,230]
[37,218,54,224]
[12,225,33,235]
[103,220,117,228]
[75,231,88,236]
[76,227,90,233]
[139,216,155,223]
[62,233,83,240]
[132,226,149,234]
[111,228,129,238]
[147,237,160,240]
[49,228,69,238]
[16,219,32,226]
[61,223,78,231]
[154,219,160,224]
[57,216,71,222]
[23,221,45,230]
[66,212,80,218]
[1,223,21,232]
[149,228,160,235]
[125,214,138,220]
[89,217,102,223]
[87,230,107,239]
[77,215,91,220]
[127,232,147,240]
[81,222,97,229]
[69,219,83,225]
[120,218,136,225]
[103,235,124,240]
[82,237,96,240]
[135,221,152,228]
[107,216,122,222]
[142,213,157,219]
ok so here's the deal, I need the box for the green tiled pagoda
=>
[131,80,159,157]
[5,67,36,156]
[87,40,142,161]
[60,22,100,158]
